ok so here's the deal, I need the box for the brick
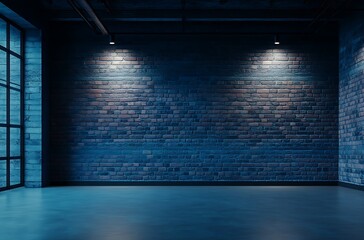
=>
[48,24,338,183]
[339,12,364,186]
[24,29,42,187]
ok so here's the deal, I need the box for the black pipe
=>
[68,0,97,33]
[76,0,109,35]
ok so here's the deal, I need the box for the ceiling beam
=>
[49,9,338,22]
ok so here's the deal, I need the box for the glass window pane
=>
[10,127,20,157]
[0,50,6,85]
[0,127,5,157]
[0,160,6,188]
[0,18,6,48]
[10,159,20,185]
[10,89,20,124]
[10,26,21,55]
[10,55,20,88]
[0,86,6,124]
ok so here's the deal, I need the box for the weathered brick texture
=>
[25,29,42,187]
[49,24,338,182]
[339,13,364,186]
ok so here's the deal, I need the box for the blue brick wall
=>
[24,29,42,187]
[339,13,364,186]
[49,24,338,183]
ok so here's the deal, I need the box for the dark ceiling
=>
[40,0,358,35]
[42,0,352,10]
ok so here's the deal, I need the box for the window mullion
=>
[20,28,24,185]
[5,21,10,187]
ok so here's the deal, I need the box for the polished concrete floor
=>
[0,186,363,240]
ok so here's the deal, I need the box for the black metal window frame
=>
[0,14,24,192]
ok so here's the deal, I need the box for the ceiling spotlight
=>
[274,34,280,45]
[109,34,115,45]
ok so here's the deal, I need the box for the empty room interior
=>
[0,0,364,239]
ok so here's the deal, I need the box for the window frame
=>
[0,14,24,191]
